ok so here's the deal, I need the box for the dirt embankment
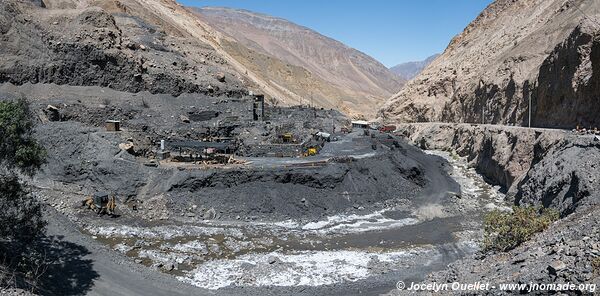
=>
[0,0,247,98]
[391,123,600,295]
[33,120,431,222]
[163,152,428,221]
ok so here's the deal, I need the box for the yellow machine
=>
[282,133,294,143]
[82,193,117,216]
[304,147,318,157]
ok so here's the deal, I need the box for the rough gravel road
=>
[41,207,215,296]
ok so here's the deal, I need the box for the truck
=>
[379,125,396,133]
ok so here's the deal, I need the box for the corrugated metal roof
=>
[351,120,369,125]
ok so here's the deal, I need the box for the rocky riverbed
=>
[65,149,508,294]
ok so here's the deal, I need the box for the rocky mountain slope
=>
[381,0,600,129]
[1,0,397,118]
[0,0,254,98]
[195,7,405,118]
[390,54,439,81]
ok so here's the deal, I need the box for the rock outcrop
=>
[394,123,600,295]
[396,123,600,216]
[419,205,600,296]
[381,0,600,129]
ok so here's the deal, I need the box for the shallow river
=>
[86,150,507,290]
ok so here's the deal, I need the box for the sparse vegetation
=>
[483,206,559,252]
[266,96,279,107]
[0,99,47,290]
[593,257,600,275]
[0,99,46,176]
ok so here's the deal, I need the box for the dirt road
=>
[41,207,214,296]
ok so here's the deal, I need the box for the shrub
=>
[0,99,47,241]
[0,99,47,290]
[593,257,600,275]
[0,174,46,243]
[0,99,46,176]
[483,206,559,252]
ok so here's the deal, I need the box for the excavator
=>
[303,146,318,157]
[82,192,117,216]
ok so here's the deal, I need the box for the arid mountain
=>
[194,7,405,118]
[0,0,257,98]
[0,0,403,118]
[390,54,440,81]
[381,0,600,129]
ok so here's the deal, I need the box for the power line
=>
[574,2,600,31]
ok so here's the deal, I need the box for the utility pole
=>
[528,95,532,128]
[311,92,316,118]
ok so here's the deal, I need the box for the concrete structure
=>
[157,151,171,160]
[167,140,235,155]
[248,143,303,157]
[253,95,265,121]
[105,120,121,131]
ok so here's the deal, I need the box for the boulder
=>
[215,72,226,82]
[179,115,190,123]
[45,104,60,121]
[203,208,216,220]
[118,142,135,154]
[125,42,137,50]
[162,261,178,271]
[547,260,567,275]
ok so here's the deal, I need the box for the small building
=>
[351,120,369,129]
[105,120,121,132]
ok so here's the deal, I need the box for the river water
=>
[86,150,508,290]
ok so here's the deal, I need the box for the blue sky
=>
[177,1,493,67]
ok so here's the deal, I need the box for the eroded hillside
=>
[195,7,405,118]
[1,0,399,118]
[0,0,256,98]
[381,0,600,129]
